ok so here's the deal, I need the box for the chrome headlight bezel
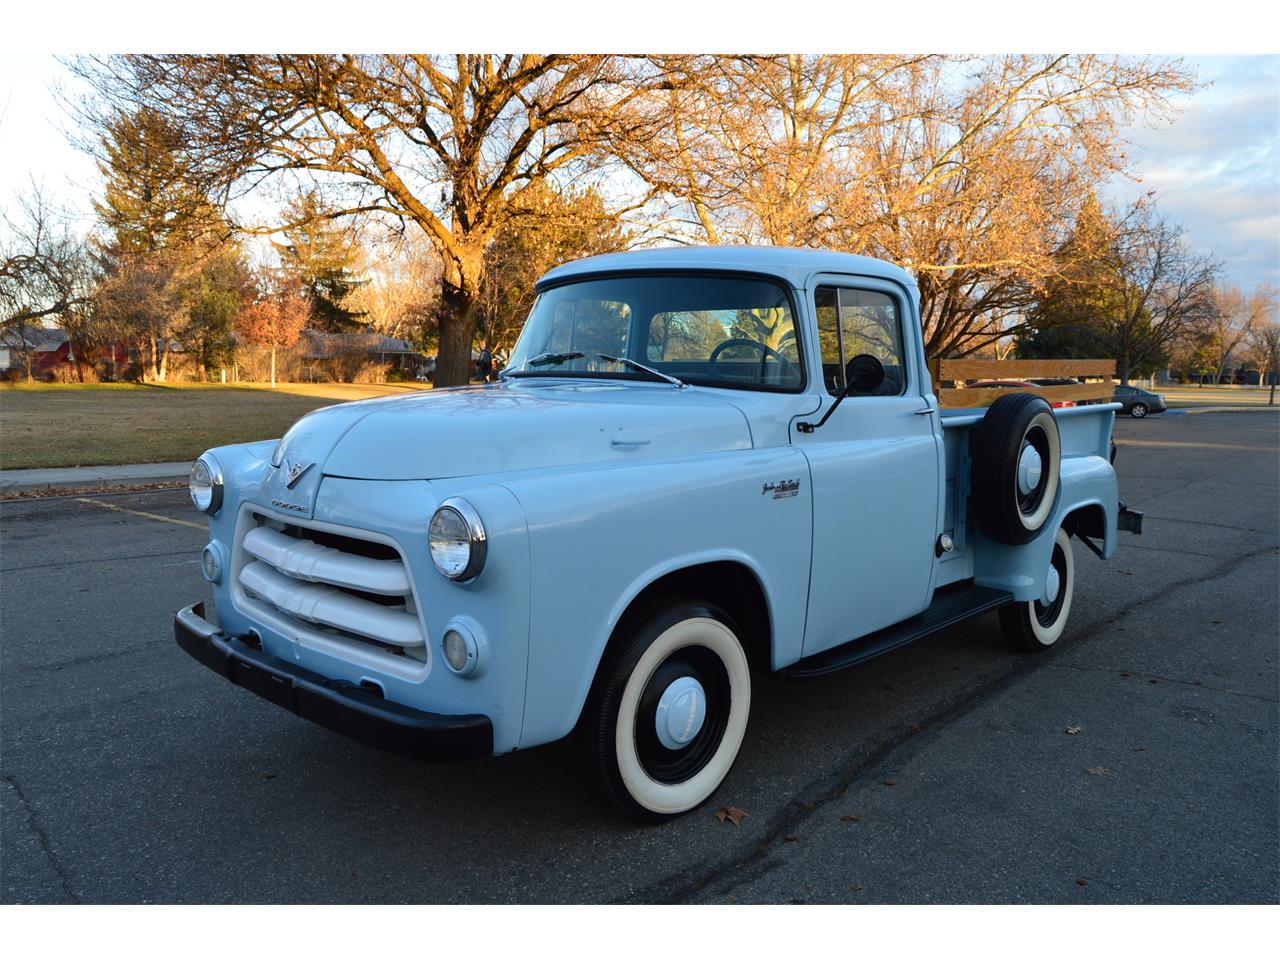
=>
[189,453,224,515]
[428,497,487,582]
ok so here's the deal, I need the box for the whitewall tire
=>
[973,393,1062,546]
[582,600,751,822]
[999,526,1075,651]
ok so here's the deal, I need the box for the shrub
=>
[352,361,391,384]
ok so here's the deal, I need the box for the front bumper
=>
[174,603,493,761]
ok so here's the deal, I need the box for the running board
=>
[782,585,1014,680]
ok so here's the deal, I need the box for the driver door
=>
[796,278,942,657]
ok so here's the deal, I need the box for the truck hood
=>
[276,380,754,482]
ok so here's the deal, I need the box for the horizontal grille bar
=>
[239,560,424,648]
[242,526,409,596]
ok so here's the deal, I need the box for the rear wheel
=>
[581,599,751,822]
[1131,402,1148,418]
[999,527,1075,651]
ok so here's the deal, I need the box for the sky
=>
[1,54,1277,293]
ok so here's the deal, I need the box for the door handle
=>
[915,406,936,415]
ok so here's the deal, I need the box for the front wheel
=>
[999,526,1075,651]
[1130,402,1148,418]
[581,600,752,822]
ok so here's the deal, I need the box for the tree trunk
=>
[434,259,484,388]
[270,343,277,388]
[1117,354,1130,386]
[157,339,169,383]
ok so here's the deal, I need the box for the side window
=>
[815,286,906,397]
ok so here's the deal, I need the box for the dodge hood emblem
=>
[283,459,313,489]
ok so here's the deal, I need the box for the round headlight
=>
[189,454,223,515]
[428,498,486,581]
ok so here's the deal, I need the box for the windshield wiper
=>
[527,351,584,367]
[502,351,585,378]
[596,354,686,389]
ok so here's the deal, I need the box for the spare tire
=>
[972,393,1061,545]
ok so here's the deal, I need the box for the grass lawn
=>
[0,381,433,470]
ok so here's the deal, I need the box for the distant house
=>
[1,326,70,377]
[2,326,141,380]
[300,330,432,379]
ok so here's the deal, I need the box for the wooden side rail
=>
[927,359,1116,409]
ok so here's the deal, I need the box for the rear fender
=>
[974,453,1118,601]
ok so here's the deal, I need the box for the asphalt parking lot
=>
[2,411,1277,904]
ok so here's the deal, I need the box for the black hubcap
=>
[634,645,730,784]
[1034,542,1068,627]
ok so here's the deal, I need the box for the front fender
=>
[501,448,813,749]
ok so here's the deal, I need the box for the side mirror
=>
[845,354,886,395]
[797,354,889,434]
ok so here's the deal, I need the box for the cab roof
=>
[536,245,918,292]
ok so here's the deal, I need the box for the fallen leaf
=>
[853,885,865,892]
[1134,747,1149,753]
[1085,767,1110,776]
[1065,726,1082,735]
[263,772,277,781]
[784,834,800,843]
[883,778,897,786]
[715,806,748,826]
[910,723,924,734]
[350,871,357,880]
[1120,672,1131,678]
[1076,878,1088,887]
[801,801,815,811]
[840,815,863,822]
[1149,678,1160,685]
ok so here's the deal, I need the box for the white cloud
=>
[1114,54,1280,291]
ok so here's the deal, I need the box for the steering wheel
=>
[707,338,795,383]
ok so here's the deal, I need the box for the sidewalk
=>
[0,461,191,494]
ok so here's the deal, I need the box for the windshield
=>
[505,274,804,391]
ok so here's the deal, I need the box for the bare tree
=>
[1245,297,1280,404]
[1204,284,1273,383]
[69,55,664,386]
[1,186,93,379]
[632,55,1196,359]
[1095,201,1218,384]
[346,231,441,342]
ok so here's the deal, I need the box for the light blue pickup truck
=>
[176,247,1141,821]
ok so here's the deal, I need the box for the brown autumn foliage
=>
[236,287,308,387]
[626,55,1198,358]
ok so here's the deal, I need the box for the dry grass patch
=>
[0,381,431,470]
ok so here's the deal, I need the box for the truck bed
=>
[935,403,1120,588]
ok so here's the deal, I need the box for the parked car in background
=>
[1113,384,1167,418]
[970,379,1076,409]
